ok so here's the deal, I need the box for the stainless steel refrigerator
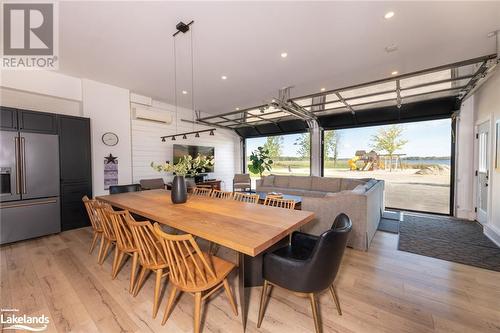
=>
[0,130,60,244]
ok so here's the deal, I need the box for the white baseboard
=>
[484,224,500,248]
[456,208,475,221]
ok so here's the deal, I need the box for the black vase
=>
[171,175,187,204]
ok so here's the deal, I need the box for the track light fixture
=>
[160,128,216,142]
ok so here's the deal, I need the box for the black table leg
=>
[238,237,289,332]
[238,253,247,331]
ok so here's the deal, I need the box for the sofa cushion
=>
[311,176,341,192]
[302,190,328,198]
[262,175,275,186]
[365,179,378,190]
[288,176,312,190]
[256,186,276,193]
[341,178,366,191]
[352,184,366,194]
[274,175,290,188]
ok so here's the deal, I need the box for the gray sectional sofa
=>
[256,175,384,251]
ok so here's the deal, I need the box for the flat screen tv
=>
[173,144,215,173]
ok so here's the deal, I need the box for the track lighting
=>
[160,128,216,142]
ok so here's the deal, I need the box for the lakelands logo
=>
[1,309,49,331]
[1,1,59,70]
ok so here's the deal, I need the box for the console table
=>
[196,180,221,190]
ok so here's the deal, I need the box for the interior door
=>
[476,121,489,224]
[0,131,21,202]
[21,132,60,200]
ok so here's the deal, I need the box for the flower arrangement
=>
[151,154,214,177]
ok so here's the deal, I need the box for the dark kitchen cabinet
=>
[58,116,92,183]
[19,110,57,134]
[58,115,92,231]
[61,182,92,231]
[0,106,18,131]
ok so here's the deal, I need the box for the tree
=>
[294,131,341,166]
[324,131,341,166]
[294,133,310,159]
[370,125,408,171]
[247,146,273,178]
[262,136,283,159]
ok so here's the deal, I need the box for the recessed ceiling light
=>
[320,88,326,92]
[391,71,399,75]
[385,44,398,53]
[281,52,288,58]
[221,75,227,80]
[235,107,240,111]
[182,90,188,95]
[384,11,395,19]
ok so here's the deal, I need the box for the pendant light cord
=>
[191,24,196,132]
[173,29,178,136]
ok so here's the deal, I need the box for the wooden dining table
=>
[97,189,315,331]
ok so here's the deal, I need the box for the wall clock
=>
[102,132,119,146]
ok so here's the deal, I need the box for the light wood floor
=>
[1,228,500,333]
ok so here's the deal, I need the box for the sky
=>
[246,118,452,158]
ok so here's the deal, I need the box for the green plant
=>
[151,154,214,177]
[248,146,273,178]
[371,125,408,171]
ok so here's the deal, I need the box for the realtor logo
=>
[1,1,58,69]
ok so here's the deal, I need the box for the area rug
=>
[378,218,400,234]
[398,214,500,272]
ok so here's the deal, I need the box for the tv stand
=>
[195,179,221,191]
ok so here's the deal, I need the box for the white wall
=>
[131,101,242,191]
[1,70,82,101]
[0,87,82,116]
[455,96,475,220]
[82,79,133,195]
[1,70,242,195]
[473,67,500,245]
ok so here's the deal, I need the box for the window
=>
[246,133,311,181]
[323,119,452,214]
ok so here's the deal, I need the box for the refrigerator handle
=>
[14,136,21,194]
[21,136,27,194]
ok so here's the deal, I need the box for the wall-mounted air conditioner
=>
[133,107,173,124]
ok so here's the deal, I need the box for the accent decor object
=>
[151,154,214,204]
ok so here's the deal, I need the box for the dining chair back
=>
[154,224,215,290]
[211,189,233,200]
[153,223,238,333]
[82,196,103,254]
[94,202,116,264]
[233,192,259,204]
[140,178,165,190]
[127,219,169,317]
[263,196,296,209]
[109,210,136,252]
[109,184,142,194]
[127,219,166,268]
[108,210,140,285]
[192,187,212,196]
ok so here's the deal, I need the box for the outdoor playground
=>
[246,121,452,214]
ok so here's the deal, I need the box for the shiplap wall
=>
[131,101,242,191]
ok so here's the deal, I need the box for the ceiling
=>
[58,1,500,115]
